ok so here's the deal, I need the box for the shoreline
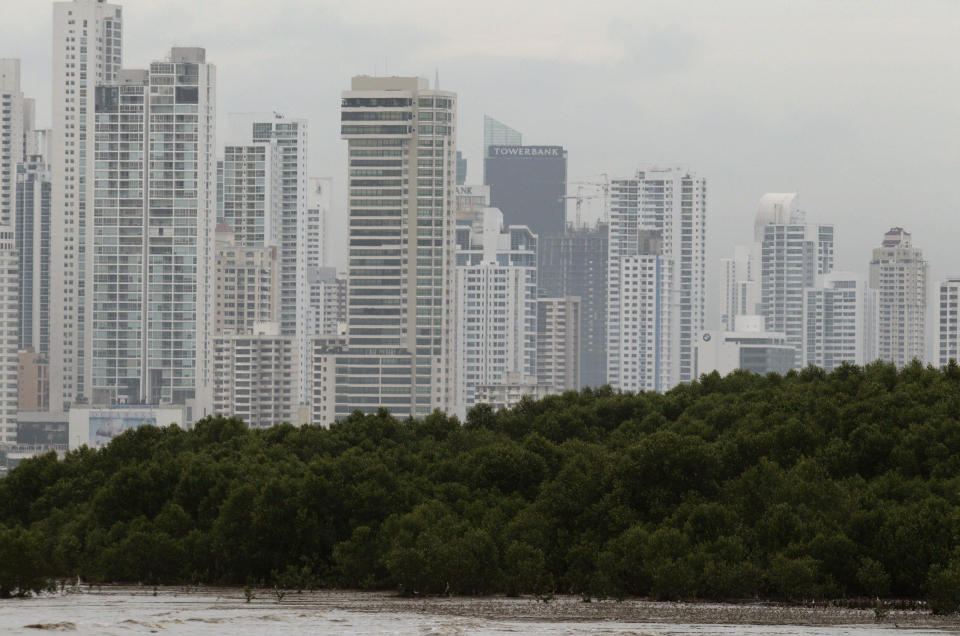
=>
[11,586,960,630]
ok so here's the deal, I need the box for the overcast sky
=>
[3,0,959,328]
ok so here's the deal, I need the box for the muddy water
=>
[0,588,954,635]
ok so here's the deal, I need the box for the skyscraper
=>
[536,296,581,394]
[88,48,216,408]
[538,224,608,388]
[454,208,537,417]
[0,228,17,444]
[607,168,706,390]
[51,0,123,410]
[484,143,567,240]
[482,115,521,160]
[870,227,928,367]
[15,155,52,355]
[213,223,278,336]
[937,277,960,366]
[720,244,760,331]
[803,271,877,371]
[757,193,834,364]
[306,177,331,269]
[0,59,26,226]
[336,76,457,418]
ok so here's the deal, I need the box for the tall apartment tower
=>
[88,48,216,408]
[803,271,878,371]
[756,194,834,364]
[869,227,928,367]
[306,267,346,337]
[306,177,331,269]
[1,59,27,226]
[538,224,608,388]
[937,277,960,366]
[606,167,706,391]
[454,208,537,418]
[0,229,18,444]
[482,115,521,160]
[536,296,581,394]
[50,0,123,411]
[15,155,52,354]
[337,76,457,418]
[213,223,279,336]
[720,244,761,331]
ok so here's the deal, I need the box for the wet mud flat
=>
[3,587,960,634]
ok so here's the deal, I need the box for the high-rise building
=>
[0,228,17,445]
[88,48,216,409]
[756,194,834,364]
[18,347,49,412]
[15,155,52,354]
[720,244,760,331]
[50,0,123,411]
[220,142,274,245]
[484,143,567,240]
[306,266,346,337]
[455,151,467,185]
[937,277,960,366]
[306,177,331,269]
[0,59,26,226]
[536,296,581,394]
[213,322,300,428]
[213,223,279,336]
[336,76,457,419]
[607,168,706,390]
[870,227,927,367]
[538,224,608,388]
[454,208,537,417]
[482,115,521,159]
[803,271,877,371]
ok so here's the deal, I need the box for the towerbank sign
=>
[489,145,564,158]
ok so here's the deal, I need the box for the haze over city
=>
[3,0,958,316]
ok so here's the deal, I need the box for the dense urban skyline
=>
[2,0,959,329]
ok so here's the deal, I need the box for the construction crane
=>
[560,174,609,229]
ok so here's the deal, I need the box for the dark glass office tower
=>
[538,223,608,389]
[484,144,567,240]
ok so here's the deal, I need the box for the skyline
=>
[2,0,959,329]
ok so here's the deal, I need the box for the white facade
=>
[937,277,960,366]
[306,266,346,337]
[606,167,706,391]
[454,208,537,418]
[696,315,795,377]
[803,271,878,371]
[50,0,123,411]
[0,59,26,227]
[473,372,551,413]
[756,194,835,365]
[213,322,301,428]
[870,227,927,367]
[309,334,345,428]
[536,296,580,394]
[214,224,279,336]
[720,244,760,331]
[337,76,457,419]
[0,229,17,445]
[87,48,216,411]
[306,177,331,269]
[16,155,52,355]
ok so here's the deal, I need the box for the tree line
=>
[2,361,960,611]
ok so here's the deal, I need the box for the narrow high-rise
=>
[937,277,960,366]
[88,48,216,409]
[606,167,706,391]
[870,227,927,367]
[454,208,537,417]
[538,224,608,388]
[803,271,877,371]
[336,76,457,418]
[0,59,27,226]
[756,194,834,364]
[50,0,123,410]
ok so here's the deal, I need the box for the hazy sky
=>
[3,0,959,327]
